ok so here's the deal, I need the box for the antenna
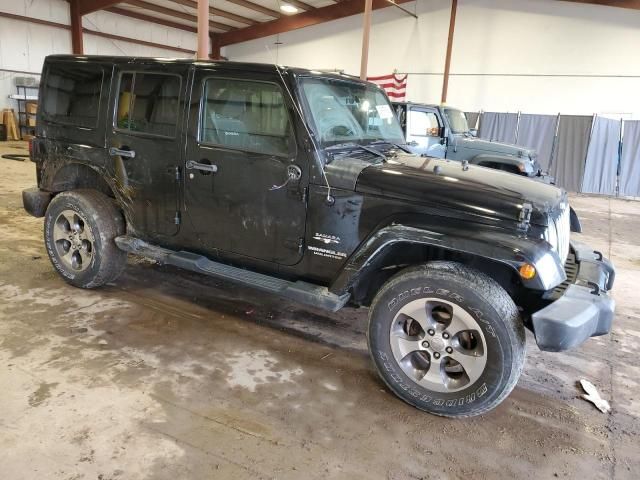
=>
[265,45,333,204]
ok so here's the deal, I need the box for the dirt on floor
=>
[0,141,638,480]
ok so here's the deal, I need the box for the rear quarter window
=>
[41,63,104,128]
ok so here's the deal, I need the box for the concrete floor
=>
[0,140,638,480]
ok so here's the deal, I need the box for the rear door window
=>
[42,63,104,128]
[116,72,181,137]
[200,78,294,157]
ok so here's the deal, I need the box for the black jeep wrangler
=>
[23,55,615,417]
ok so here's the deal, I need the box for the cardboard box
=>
[26,102,38,115]
[27,117,36,127]
[2,109,19,140]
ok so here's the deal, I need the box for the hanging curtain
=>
[580,117,621,195]
[550,115,593,192]
[478,112,518,143]
[515,114,558,172]
[619,120,640,197]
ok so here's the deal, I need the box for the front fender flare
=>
[470,154,533,175]
[329,223,565,295]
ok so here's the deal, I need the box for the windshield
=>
[444,108,470,134]
[298,77,405,149]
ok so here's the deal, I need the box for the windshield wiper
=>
[325,142,388,162]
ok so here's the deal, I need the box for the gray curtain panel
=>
[550,115,593,192]
[465,112,480,130]
[619,120,640,197]
[581,117,621,195]
[515,114,558,172]
[478,112,518,143]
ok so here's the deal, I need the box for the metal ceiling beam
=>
[107,6,198,33]
[285,0,315,11]
[164,0,256,25]
[218,0,414,46]
[78,0,123,15]
[124,0,235,31]
[0,10,195,54]
[224,0,282,19]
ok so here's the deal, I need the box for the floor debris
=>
[580,379,611,413]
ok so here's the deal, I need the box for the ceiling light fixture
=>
[280,4,299,14]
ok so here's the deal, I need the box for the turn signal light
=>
[519,263,536,280]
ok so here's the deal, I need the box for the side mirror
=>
[426,127,440,138]
[469,128,478,137]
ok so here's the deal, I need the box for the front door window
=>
[200,78,294,157]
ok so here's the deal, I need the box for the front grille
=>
[553,205,571,265]
[545,251,578,300]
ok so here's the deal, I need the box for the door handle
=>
[109,147,136,158]
[186,160,218,173]
[408,141,419,147]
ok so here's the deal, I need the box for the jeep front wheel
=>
[44,189,127,288]
[368,261,525,417]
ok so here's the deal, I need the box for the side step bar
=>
[114,236,350,312]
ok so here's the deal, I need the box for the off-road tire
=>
[44,189,126,288]
[368,261,525,417]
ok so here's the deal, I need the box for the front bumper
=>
[532,242,615,352]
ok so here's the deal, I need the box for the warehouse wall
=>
[0,0,196,111]
[223,0,640,118]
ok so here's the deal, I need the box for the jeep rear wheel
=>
[368,261,525,417]
[44,190,126,288]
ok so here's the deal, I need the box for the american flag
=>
[366,73,408,101]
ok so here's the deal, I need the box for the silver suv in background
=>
[393,102,549,180]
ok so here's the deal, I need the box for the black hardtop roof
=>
[45,55,366,84]
[393,101,440,108]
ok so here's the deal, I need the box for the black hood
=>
[355,155,564,226]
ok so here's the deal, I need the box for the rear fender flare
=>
[41,160,133,221]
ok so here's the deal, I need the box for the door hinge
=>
[301,187,308,203]
[174,166,181,181]
[174,211,181,225]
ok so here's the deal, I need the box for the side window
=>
[408,110,440,137]
[116,72,181,137]
[201,78,293,157]
[42,63,104,128]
